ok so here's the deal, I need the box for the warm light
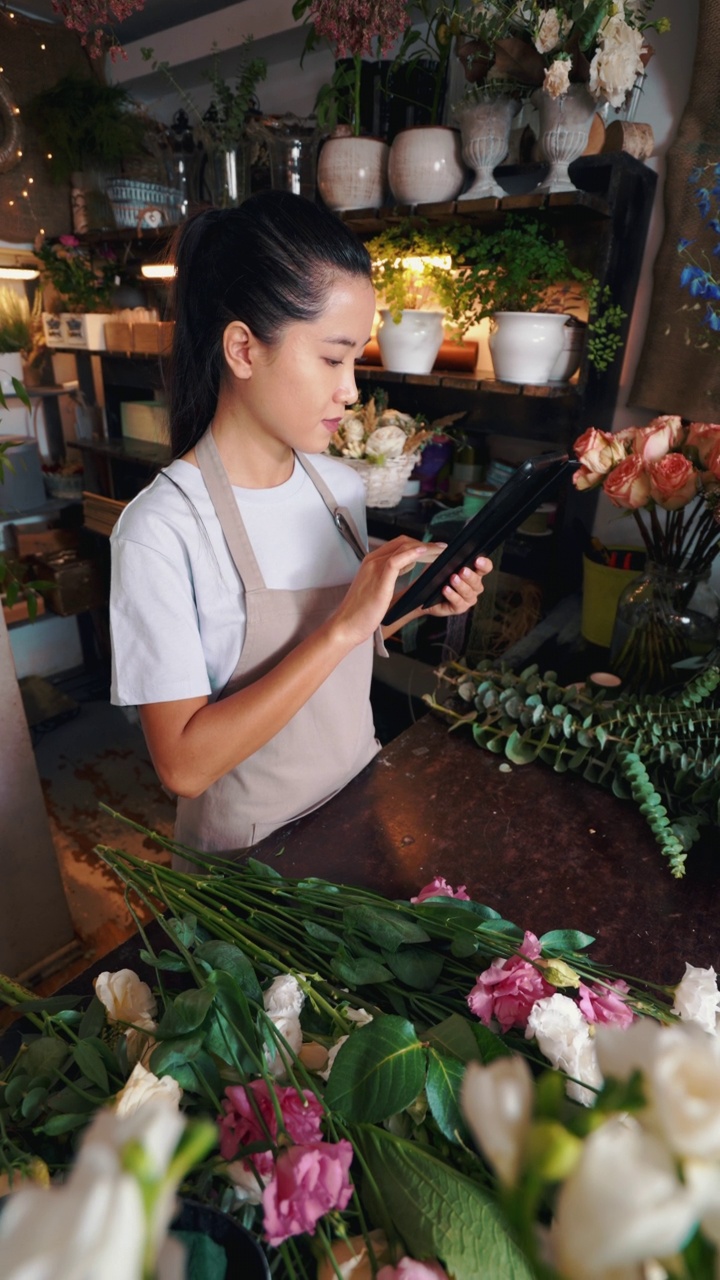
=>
[21,190,28,197]
[16,149,21,157]
[0,267,39,280]
[47,153,52,160]
[8,200,13,206]
[399,254,452,273]
[140,263,176,279]
[12,106,20,115]
[40,42,45,48]
[28,177,33,184]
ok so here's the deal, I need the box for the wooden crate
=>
[104,321,134,353]
[133,322,174,356]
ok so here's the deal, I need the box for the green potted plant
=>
[25,75,147,231]
[0,288,51,390]
[35,236,118,352]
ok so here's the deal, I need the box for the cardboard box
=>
[133,322,174,355]
[104,321,134,353]
[120,400,169,444]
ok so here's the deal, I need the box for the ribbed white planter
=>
[489,312,570,384]
[0,351,24,397]
[376,310,445,374]
[317,136,389,212]
[533,84,597,195]
[454,96,520,201]
[388,126,465,207]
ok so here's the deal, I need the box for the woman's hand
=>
[330,536,448,648]
[422,555,493,618]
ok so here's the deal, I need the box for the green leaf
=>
[20,1038,69,1078]
[355,1126,534,1280]
[331,954,394,987]
[47,1086,99,1115]
[471,1023,512,1064]
[78,997,108,1040]
[451,934,479,959]
[382,946,444,991]
[42,1113,88,1136]
[4,1075,29,1107]
[425,1015,481,1064]
[343,905,430,952]
[205,972,260,1072]
[72,1040,110,1094]
[156,985,215,1037]
[5,995,82,1015]
[324,1016,426,1123]
[539,929,595,955]
[11,377,30,408]
[246,857,283,881]
[195,941,262,1003]
[139,948,188,972]
[21,1085,48,1121]
[303,921,344,944]
[426,1048,470,1145]
[505,730,538,764]
[166,915,198,949]
[149,1033,206,1075]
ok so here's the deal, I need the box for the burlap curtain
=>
[631,0,720,419]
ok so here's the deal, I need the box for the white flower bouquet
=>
[326,391,461,507]
[2,819,720,1279]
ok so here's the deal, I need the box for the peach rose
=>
[705,435,720,481]
[603,455,652,509]
[648,453,697,510]
[686,421,720,467]
[634,415,684,464]
[574,427,626,475]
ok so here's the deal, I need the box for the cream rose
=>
[672,963,720,1035]
[365,425,408,459]
[603,454,652,509]
[574,426,627,475]
[114,1062,182,1118]
[534,7,565,53]
[94,969,157,1026]
[543,58,572,98]
[460,1057,533,1186]
[643,1024,720,1161]
[589,16,645,108]
[648,453,697,510]
[635,415,685,463]
[264,973,305,1077]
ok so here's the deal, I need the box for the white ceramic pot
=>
[60,313,113,351]
[388,126,465,207]
[317,136,389,212]
[0,351,24,397]
[533,84,597,194]
[489,311,570,384]
[376,310,445,374]
[454,96,520,201]
[549,322,586,382]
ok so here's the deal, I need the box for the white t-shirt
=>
[110,452,368,707]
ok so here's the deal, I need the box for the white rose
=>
[460,1057,533,1186]
[589,17,645,108]
[595,1016,663,1083]
[526,994,602,1106]
[378,409,416,433]
[94,969,157,1026]
[115,1062,182,1118]
[364,425,408,460]
[264,974,305,1077]
[672,963,720,1034]
[346,1006,373,1026]
[320,1034,349,1081]
[341,416,366,445]
[552,1117,700,1279]
[534,8,565,54]
[125,1012,158,1068]
[543,58,572,98]
[644,1024,720,1161]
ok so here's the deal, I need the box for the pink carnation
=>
[262,1140,354,1246]
[219,1080,324,1176]
[578,979,635,1029]
[378,1260,450,1280]
[411,877,470,904]
[467,931,553,1033]
[58,234,80,248]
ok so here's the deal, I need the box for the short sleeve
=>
[110,535,213,706]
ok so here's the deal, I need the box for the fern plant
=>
[425,662,720,878]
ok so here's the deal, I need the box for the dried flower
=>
[51,0,146,60]
[308,0,408,58]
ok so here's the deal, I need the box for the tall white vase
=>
[533,84,597,195]
[454,96,520,201]
[488,311,570,384]
[376,310,445,374]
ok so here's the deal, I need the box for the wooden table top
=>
[251,712,719,987]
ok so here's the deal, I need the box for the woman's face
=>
[234,274,376,456]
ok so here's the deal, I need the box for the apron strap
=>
[297,453,367,564]
[195,429,266,592]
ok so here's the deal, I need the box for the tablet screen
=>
[382,451,576,626]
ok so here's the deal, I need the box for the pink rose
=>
[378,1260,450,1280]
[573,427,626,476]
[686,421,720,467]
[58,234,80,248]
[603,455,652,510]
[467,931,554,1033]
[262,1141,354,1246]
[634,415,684,463]
[578,980,635,1029]
[648,453,697,510]
[573,464,604,492]
[219,1080,324,1175]
[411,877,470,904]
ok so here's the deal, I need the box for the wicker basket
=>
[342,453,419,508]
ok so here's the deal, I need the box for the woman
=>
[110,192,491,863]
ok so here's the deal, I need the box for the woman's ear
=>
[223,321,255,380]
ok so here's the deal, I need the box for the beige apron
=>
[173,429,382,866]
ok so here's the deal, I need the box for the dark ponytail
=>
[166,191,372,459]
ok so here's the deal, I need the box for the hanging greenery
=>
[425,662,720,879]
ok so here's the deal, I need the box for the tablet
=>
[382,451,577,626]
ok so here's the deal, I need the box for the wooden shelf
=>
[69,437,170,467]
[355,365,579,397]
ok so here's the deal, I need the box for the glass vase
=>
[201,142,251,208]
[609,562,720,695]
